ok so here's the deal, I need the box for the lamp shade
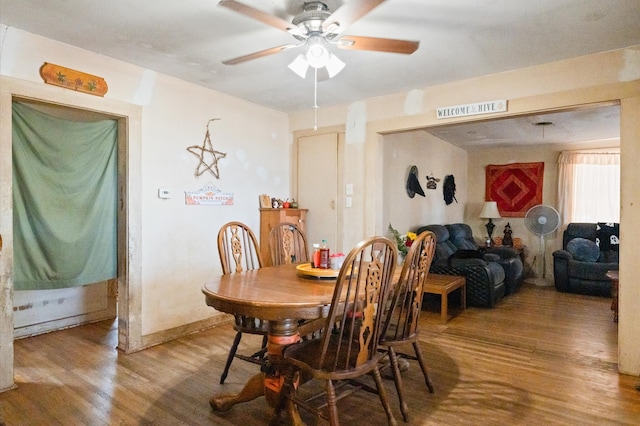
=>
[306,36,330,68]
[288,53,309,78]
[288,49,345,79]
[325,53,345,78]
[479,201,501,219]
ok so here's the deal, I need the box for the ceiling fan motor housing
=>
[292,2,331,37]
[219,0,419,66]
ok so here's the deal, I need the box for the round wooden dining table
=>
[202,263,340,422]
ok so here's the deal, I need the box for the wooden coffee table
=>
[424,274,466,323]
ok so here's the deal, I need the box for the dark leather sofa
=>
[445,223,524,295]
[552,222,619,296]
[416,224,516,308]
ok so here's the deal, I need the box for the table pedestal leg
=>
[209,318,303,426]
[209,373,265,412]
[265,320,304,425]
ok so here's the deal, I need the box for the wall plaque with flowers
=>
[39,63,108,97]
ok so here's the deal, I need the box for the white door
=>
[297,133,339,253]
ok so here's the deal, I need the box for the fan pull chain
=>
[313,67,319,131]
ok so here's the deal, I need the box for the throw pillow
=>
[567,238,600,262]
[596,222,620,252]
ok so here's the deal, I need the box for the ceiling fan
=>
[219,0,419,77]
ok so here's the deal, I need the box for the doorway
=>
[0,76,143,392]
[12,100,119,338]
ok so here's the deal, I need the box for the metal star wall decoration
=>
[187,118,227,179]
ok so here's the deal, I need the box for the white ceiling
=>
[1,0,638,144]
[425,104,621,148]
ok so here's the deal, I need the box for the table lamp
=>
[479,201,501,245]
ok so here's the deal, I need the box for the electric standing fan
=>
[524,204,560,286]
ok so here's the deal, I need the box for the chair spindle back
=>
[217,221,263,274]
[268,222,309,265]
[318,236,397,371]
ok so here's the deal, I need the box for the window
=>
[557,150,620,225]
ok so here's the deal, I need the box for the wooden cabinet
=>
[259,208,308,266]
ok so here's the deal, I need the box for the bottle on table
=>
[312,243,321,268]
[319,239,330,269]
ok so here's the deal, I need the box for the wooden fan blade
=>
[336,35,419,54]
[322,0,386,34]
[222,44,300,65]
[218,0,301,36]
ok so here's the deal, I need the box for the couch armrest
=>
[429,262,504,308]
[552,250,572,292]
[482,253,500,262]
[552,249,572,261]
[486,246,518,259]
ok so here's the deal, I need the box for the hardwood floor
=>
[1,282,639,425]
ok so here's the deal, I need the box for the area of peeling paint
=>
[619,47,640,82]
[346,101,366,145]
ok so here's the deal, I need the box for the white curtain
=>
[557,150,620,227]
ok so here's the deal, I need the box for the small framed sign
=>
[259,194,271,208]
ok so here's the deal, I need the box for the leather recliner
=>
[552,222,619,296]
[416,224,506,308]
[445,223,524,295]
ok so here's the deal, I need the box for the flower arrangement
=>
[388,224,417,257]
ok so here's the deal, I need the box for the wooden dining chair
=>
[270,236,399,426]
[216,221,268,384]
[379,230,437,422]
[267,222,309,266]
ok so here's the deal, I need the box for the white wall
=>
[1,24,638,391]
[0,24,290,374]
[136,72,290,334]
[289,46,640,376]
[382,130,467,234]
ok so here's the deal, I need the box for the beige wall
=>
[0,26,290,390]
[383,128,620,279]
[290,46,640,376]
[382,130,467,234]
[0,22,638,393]
[465,140,619,277]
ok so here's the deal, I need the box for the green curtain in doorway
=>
[12,102,118,290]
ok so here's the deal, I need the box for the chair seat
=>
[270,237,399,426]
[216,221,266,384]
[378,230,437,422]
[233,316,269,334]
[381,322,417,345]
[284,334,382,379]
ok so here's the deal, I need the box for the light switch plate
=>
[345,183,353,195]
[158,188,171,199]
[345,196,352,208]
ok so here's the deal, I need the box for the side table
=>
[606,270,618,323]
[423,274,466,323]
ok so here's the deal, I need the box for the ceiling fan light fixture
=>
[288,53,309,78]
[305,36,330,68]
[325,52,345,78]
